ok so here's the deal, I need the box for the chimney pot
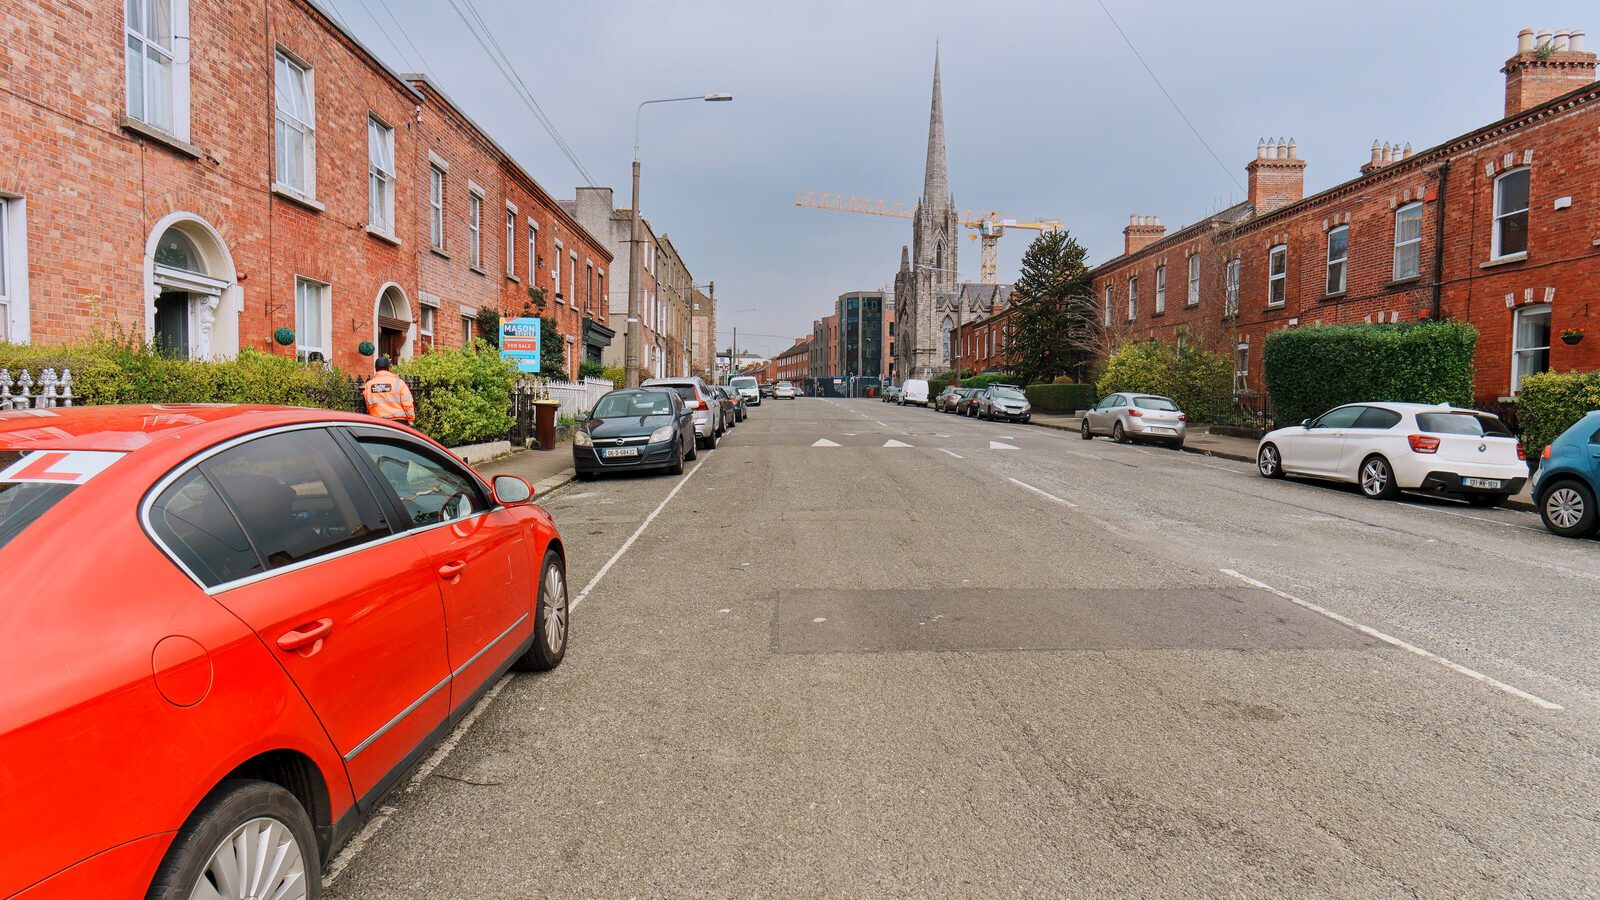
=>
[1287,138,1297,159]
[1555,29,1571,51]
[1537,28,1553,47]
[1518,28,1535,53]
[1505,26,1597,116]
[1256,139,1267,159]
[1402,143,1413,158]
[1573,30,1586,52]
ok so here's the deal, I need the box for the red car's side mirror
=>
[492,474,534,506]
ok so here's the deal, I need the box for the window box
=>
[118,115,202,159]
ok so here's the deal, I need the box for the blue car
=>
[1531,410,1600,537]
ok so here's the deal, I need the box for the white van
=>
[898,379,930,407]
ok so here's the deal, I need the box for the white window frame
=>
[1127,275,1137,321]
[1393,202,1423,280]
[1492,167,1530,261]
[293,276,330,360]
[1224,258,1240,317]
[460,304,478,346]
[504,204,517,277]
[1234,343,1249,393]
[552,239,564,301]
[1511,303,1551,394]
[125,0,190,138]
[570,250,578,306]
[428,165,445,251]
[418,294,439,352]
[0,197,29,343]
[366,116,395,235]
[527,218,538,282]
[1326,225,1349,295]
[1103,284,1113,327]
[273,49,315,198]
[1154,265,1166,314]
[1186,254,1200,305]
[1267,245,1287,307]
[467,188,483,269]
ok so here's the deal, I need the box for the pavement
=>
[325,397,1598,897]
[477,442,577,498]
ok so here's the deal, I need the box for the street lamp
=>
[626,93,733,387]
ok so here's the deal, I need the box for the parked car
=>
[882,385,902,403]
[575,388,696,477]
[713,384,743,425]
[643,377,724,449]
[956,388,985,417]
[1255,402,1526,504]
[977,385,1032,423]
[899,379,931,407]
[728,375,761,407]
[775,381,798,399]
[934,385,963,413]
[760,383,776,398]
[1531,410,1600,537]
[0,404,566,899]
[1082,392,1187,447]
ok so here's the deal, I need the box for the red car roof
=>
[0,404,376,453]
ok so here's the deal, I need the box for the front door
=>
[154,290,190,358]
[193,427,453,803]
[348,430,532,710]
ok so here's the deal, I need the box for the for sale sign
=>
[500,318,541,373]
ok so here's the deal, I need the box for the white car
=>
[1256,402,1528,506]
[898,379,930,407]
[774,381,797,399]
[642,377,725,450]
[728,375,761,407]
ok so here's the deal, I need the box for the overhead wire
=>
[350,0,416,70]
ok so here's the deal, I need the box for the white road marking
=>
[811,438,841,447]
[883,439,913,448]
[876,421,890,428]
[572,460,704,610]
[1400,501,1544,533]
[1007,477,1078,507]
[939,448,964,458]
[1220,568,1562,711]
[989,440,1020,450]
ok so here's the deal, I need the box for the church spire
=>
[922,47,949,208]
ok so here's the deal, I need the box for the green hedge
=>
[928,371,1017,395]
[0,341,352,408]
[1516,370,1600,458]
[1095,340,1234,422]
[395,342,516,447]
[1263,322,1477,425]
[1026,383,1096,413]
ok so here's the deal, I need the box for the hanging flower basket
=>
[1561,330,1583,346]
[357,341,377,357]
[273,327,296,346]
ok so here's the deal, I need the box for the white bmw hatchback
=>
[1256,402,1528,506]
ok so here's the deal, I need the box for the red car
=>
[0,405,568,899]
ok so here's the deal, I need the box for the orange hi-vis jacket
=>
[362,371,415,423]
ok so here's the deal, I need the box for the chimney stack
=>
[1123,214,1166,255]
[1503,27,1597,117]
[1246,136,1308,214]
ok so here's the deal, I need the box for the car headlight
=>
[574,430,594,447]
[650,425,676,443]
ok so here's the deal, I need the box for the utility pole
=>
[731,326,737,382]
[625,159,643,387]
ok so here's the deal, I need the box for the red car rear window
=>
[0,451,77,553]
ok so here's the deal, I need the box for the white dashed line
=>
[939,448,964,458]
[573,459,704,610]
[1220,568,1562,711]
[1006,477,1077,507]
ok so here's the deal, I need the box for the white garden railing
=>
[0,368,77,410]
[515,376,615,419]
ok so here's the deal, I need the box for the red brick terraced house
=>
[0,0,610,377]
[1089,28,1600,411]
[956,306,1016,375]
[774,337,810,384]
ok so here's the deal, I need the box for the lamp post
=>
[626,93,732,388]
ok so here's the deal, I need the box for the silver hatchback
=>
[1082,392,1188,447]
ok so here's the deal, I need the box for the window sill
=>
[430,247,451,260]
[1185,300,1199,308]
[364,225,401,246]
[1265,302,1286,311]
[1320,291,1348,302]
[1480,252,1527,269]
[1152,310,1165,318]
[119,116,203,159]
[469,265,488,276]
[1387,275,1423,287]
[505,273,520,283]
[272,184,324,212]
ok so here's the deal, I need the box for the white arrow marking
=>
[811,438,841,447]
[989,440,1020,450]
[883,439,913,448]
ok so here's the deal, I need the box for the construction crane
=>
[794,190,1062,284]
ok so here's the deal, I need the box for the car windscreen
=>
[992,387,1026,400]
[1415,412,1511,437]
[1133,397,1178,411]
[730,378,757,390]
[0,452,76,553]
[595,392,675,418]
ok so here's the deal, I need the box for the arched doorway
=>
[144,215,240,359]
[374,284,414,360]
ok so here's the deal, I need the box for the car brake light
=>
[1517,443,1526,461]
[691,398,707,410]
[1541,444,1551,460]
[1407,434,1440,453]
[1178,414,1188,422]
[1128,409,1143,417]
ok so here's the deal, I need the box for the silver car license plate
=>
[603,447,640,458]
[1463,477,1502,489]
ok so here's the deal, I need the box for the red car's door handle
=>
[437,560,467,579]
[277,618,334,652]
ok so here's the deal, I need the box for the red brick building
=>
[1090,28,1600,408]
[774,337,810,384]
[956,306,1016,375]
[0,0,609,377]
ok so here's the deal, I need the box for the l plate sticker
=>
[0,450,127,484]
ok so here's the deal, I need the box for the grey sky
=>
[328,0,1591,356]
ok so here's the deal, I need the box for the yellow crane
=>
[794,190,1062,284]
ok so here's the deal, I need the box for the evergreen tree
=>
[1006,229,1097,385]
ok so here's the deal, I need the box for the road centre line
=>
[572,459,704,610]
[1220,568,1562,711]
[1007,477,1078,507]
[939,448,964,458]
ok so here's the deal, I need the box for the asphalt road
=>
[325,397,1600,898]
